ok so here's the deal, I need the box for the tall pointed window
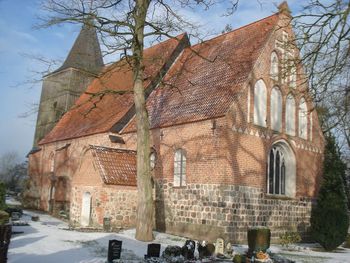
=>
[270,52,279,81]
[298,98,308,139]
[310,111,313,141]
[49,153,55,173]
[289,62,297,88]
[268,146,286,195]
[254,80,267,127]
[267,141,296,197]
[281,31,289,84]
[271,87,282,132]
[285,94,296,136]
[174,149,186,187]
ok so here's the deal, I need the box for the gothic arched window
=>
[267,142,296,197]
[268,146,286,195]
[285,94,296,136]
[270,87,282,132]
[298,98,308,139]
[49,152,55,173]
[254,79,267,127]
[289,62,297,88]
[270,52,279,80]
[174,149,186,187]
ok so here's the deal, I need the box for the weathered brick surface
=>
[34,68,96,145]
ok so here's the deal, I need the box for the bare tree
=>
[293,1,350,149]
[39,0,238,241]
[0,152,27,192]
[0,152,20,183]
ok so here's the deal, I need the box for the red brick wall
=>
[25,12,325,241]
[70,150,137,229]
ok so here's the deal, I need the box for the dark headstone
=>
[5,207,23,216]
[162,245,183,261]
[11,212,21,221]
[207,243,215,254]
[146,243,161,258]
[181,240,195,260]
[31,216,39,221]
[0,224,12,263]
[247,227,271,254]
[197,241,215,258]
[107,239,122,262]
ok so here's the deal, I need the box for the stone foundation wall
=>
[70,186,138,230]
[156,181,313,243]
[52,201,70,217]
[22,196,41,210]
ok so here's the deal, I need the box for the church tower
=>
[33,23,104,146]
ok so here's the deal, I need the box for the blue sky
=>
[0,0,304,159]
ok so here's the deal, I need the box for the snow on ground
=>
[8,210,185,263]
[233,244,350,263]
[8,210,350,263]
[5,196,21,206]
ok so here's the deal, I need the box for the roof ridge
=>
[191,13,278,48]
[99,33,187,76]
[90,145,136,153]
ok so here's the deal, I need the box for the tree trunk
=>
[133,0,154,242]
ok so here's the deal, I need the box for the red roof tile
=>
[40,13,279,141]
[39,34,189,144]
[90,145,137,186]
[122,14,279,132]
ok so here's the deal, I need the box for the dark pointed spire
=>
[54,22,104,74]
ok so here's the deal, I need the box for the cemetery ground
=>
[6,210,350,263]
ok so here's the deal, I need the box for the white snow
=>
[7,210,350,263]
[5,196,21,206]
[8,210,186,263]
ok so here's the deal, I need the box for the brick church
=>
[25,2,324,242]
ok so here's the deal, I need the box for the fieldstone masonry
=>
[70,186,138,230]
[156,181,313,243]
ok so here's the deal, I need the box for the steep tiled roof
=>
[122,14,279,132]
[90,145,137,186]
[40,13,279,142]
[39,34,189,144]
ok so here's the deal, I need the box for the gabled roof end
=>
[278,1,292,17]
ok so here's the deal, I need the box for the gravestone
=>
[107,239,122,263]
[146,243,161,258]
[162,246,183,262]
[197,241,215,258]
[197,241,207,259]
[207,243,215,255]
[31,216,39,221]
[225,242,233,256]
[103,217,111,232]
[11,212,21,221]
[214,238,224,255]
[181,240,195,260]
